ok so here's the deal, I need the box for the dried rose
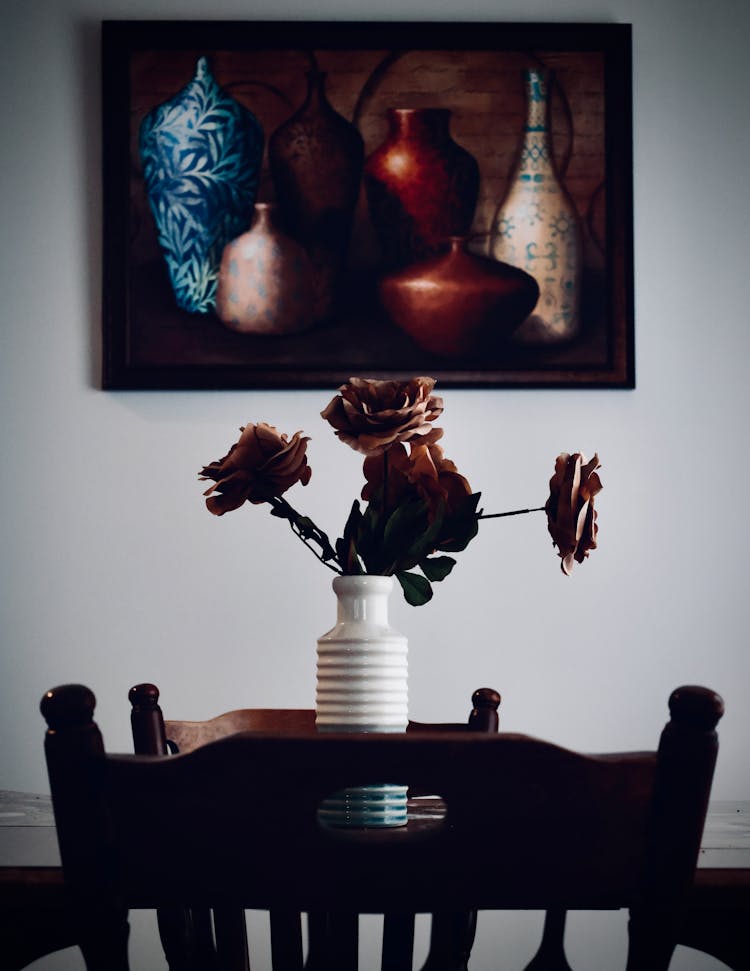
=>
[363,442,471,520]
[361,442,477,563]
[199,422,311,515]
[321,376,444,455]
[545,452,602,574]
[409,443,473,519]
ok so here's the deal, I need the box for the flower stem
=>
[380,448,391,533]
[290,527,342,573]
[478,506,546,520]
[269,496,342,574]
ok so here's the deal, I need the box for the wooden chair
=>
[41,683,723,971]
[127,683,501,971]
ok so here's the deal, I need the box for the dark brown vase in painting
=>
[364,108,480,269]
[269,69,364,322]
[378,237,540,358]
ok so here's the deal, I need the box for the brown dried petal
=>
[199,422,311,514]
[361,443,411,505]
[362,441,472,541]
[409,443,473,513]
[545,452,602,574]
[321,376,444,455]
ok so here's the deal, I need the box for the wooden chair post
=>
[627,684,724,971]
[129,682,169,755]
[649,685,724,889]
[467,688,501,733]
[128,683,250,971]
[40,684,130,971]
[522,910,574,971]
[269,910,304,969]
[420,911,477,971]
[41,685,104,870]
[420,688,501,971]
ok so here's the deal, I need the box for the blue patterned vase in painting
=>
[489,69,582,343]
[138,56,264,314]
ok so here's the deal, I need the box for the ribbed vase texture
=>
[316,575,408,827]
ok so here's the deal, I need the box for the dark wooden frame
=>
[102,20,634,390]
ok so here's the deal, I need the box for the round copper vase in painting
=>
[269,69,364,322]
[378,237,540,358]
[215,203,314,336]
[364,108,480,269]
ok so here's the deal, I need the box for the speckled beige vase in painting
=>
[215,203,314,335]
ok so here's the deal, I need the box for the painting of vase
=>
[269,68,364,322]
[215,204,314,335]
[138,56,264,314]
[489,69,583,344]
[379,237,539,357]
[364,108,479,269]
[107,23,633,389]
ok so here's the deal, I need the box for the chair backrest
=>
[41,684,722,970]
[125,683,502,969]
[127,682,502,756]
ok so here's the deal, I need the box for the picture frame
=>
[101,20,634,390]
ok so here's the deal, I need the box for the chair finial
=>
[40,684,96,731]
[129,682,161,710]
[472,687,501,711]
[668,685,724,731]
[469,687,501,732]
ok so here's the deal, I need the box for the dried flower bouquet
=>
[200,377,602,605]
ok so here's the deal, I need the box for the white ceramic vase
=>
[316,574,408,827]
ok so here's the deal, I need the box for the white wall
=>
[1,0,748,969]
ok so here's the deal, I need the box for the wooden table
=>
[1,792,748,969]
[0,792,76,968]
[678,801,750,968]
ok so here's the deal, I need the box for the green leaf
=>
[381,497,442,573]
[336,501,364,574]
[419,555,457,582]
[383,498,430,551]
[295,516,316,539]
[342,500,363,536]
[396,571,433,607]
[356,500,384,571]
[438,492,482,553]
[269,505,292,519]
[336,535,363,574]
[317,533,338,562]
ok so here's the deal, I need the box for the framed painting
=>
[101,20,633,389]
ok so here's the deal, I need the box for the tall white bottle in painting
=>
[490,68,582,344]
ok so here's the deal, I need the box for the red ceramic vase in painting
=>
[378,237,540,358]
[214,203,314,336]
[364,108,480,269]
[268,69,364,322]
